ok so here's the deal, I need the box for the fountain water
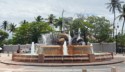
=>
[63,41,68,55]
[42,35,47,45]
[42,33,53,45]
[31,42,35,54]
[77,28,81,41]
[90,43,94,54]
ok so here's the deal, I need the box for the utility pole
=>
[62,9,65,32]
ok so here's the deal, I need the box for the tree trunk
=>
[122,19,125,35]
[113,11,116,38]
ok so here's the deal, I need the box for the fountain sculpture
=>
[12,28,113,63]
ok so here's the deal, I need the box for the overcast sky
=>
[0,0,124,29]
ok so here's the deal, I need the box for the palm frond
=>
[106,4,112,9]
[119,15,123,21]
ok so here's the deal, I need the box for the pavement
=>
[0,53,125,72]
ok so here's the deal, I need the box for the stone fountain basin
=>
[12,45,113,63]
[12,52,113,63]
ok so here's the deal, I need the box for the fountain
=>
[31,42,35,55]
[12,28,113,63]
[63,41,68,55]
[42,35,47,45]
[90,43,94,54]
[77,28,81,41]
[41,33,53,45]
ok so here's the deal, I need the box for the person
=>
[17,48,20,53]
[17,44,20,53]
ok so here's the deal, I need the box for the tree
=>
[117,34,125,52]
[63,17,73,30]
[8,23,16,39]
[29,22,52,43]
[13,23,31,44]
[55,17,63,31]
[70,15,93,45]
[48,14,55,25]
[8,23,16,32]
[13,21,52,44]
[0,30,8,46]
[21,20,28,25]
[117,4,125,34]
[2,20,8,31]
[86,16,113,43]
[106,0,123,37]
[35,15,43,22]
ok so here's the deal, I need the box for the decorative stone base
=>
[12,45,113,63]
[36,45,93,55]
[12,53,113,63]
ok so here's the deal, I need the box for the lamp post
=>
[62,10,65,32]
[116,25,119,54]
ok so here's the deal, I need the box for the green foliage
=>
[2,20,8,31]
[55,17,63,31]
[2,39,13,45]
[117,4,125,34]
[48,14,55,24]
[3,14,115,44]
[69,16,93,45]
[106,0,123,13]
[35,15,43,22]
[0,30,9,46]
[86,16,113,43]
[117,34,125,46]
[20,20,28,25]
[8,23,16,32]
[106,0,123,37]
[13,21,52,44]
[70,18,93,32]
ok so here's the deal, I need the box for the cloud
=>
[0,0,124,27]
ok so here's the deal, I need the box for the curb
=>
[0,60,124,67]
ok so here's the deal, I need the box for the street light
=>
[116,25,119,54]
[62,9,65,32]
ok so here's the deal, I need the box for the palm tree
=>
[35,15,43,22]
[8,23,16,39]
[48,14,55,25]
[117,4,125,34]
[9,23,16,32]
[55,17,63,31]
[2,20,8,31]
[106,0,123,37]
[21,20,28,24]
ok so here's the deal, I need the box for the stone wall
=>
[3,44,31,53]
[68,45,93,54]
[92,43,116,53]
[3,43,116,53]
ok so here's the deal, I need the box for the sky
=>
[0,0,124,30]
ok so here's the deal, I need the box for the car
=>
[0,47,2,50]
